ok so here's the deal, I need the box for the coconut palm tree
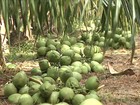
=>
[100,0,140,63]
[0,0,95,68]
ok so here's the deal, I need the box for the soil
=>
[0,37,140,105]
[99,50,140,105]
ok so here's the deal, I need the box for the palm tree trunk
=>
[0,34,6,68]
[0,16,6,68]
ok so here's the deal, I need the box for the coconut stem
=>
[29,77,43,85]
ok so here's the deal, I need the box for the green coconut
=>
[72,94,85,105]
[60,70,73,83]
[59,87,75,102]
[46,39,57,47]
[89,90,97,94]
[71,46,81,54]
[125,33,131,42]
[116,27,122,34]
[62,49,75,59]
[36,39,47,48]
[62,40,71,46]
[81,65,89,74]
[113,34,121,42]
[41,73,48,78]
[83,62,91,72]
[72,53,82,62]
[108,38,114,47]
[28,81,40,87]
[65,77,80,89]
[107,31,112,38]
[18,94,34,105]
[69,36,77,45]
[37,47,47,57]
[95,41,99,46]
[59,66,71,77]
[90,60,105,73]
[75,42,85,48]
[90,61,100,72]
[93,63,105,73]
[61,44,70,53]
[48,91,60,104]
[46,50,60,63]
[12,71,28,89]
[53,39,61,50]
[85,76,99,90]
[47,44,57,51]
[29,84,41,96]
[43,77,55,84]
[72,66,82,73]
[4,83,17,97]
[39,59,50,72]
[99,36,105,42]
[19,85,29,94]
[47,66,59,80]
[85,94,100,100]
[32,92,45,104]
[80,98,103,105]
[39,81,56,98]
[112,42,120,49]
[98,41,104,48]
[125,41,131,49]
[92,53,104,63]
[31,67,42,75]
[119,36,126,45]
[72,72,82,82]
[83,45,92,57]
[60,56,72,66]
[8,93,21,104]
[71,61,83,67]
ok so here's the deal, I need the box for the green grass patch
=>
[5,41,36,62]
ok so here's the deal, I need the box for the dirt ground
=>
[98,35,140,105]
[0,37,140,105]
[99,50,140,105]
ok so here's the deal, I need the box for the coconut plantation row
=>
[3,28,133,105]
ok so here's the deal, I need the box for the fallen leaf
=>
[107,62,135,76]
[107,62,120,75]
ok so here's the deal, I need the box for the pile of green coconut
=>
[81,28,132,49]
[3,34,106,105]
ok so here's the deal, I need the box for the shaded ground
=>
[0,37,140,105]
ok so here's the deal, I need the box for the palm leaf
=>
[29,0,41,33]
[1,0,10,44]
[112,0,122,32]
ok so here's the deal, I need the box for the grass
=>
[5,41,36,62]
